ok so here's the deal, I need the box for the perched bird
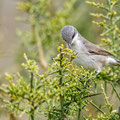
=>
[61,25,120,74]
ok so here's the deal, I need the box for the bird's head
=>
[61,25,78,48]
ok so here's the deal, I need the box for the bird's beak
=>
[68,43,71,49]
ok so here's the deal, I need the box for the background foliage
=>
[0,0,120,120]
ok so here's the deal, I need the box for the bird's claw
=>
[75,52,79,56]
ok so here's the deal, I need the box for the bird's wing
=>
[83,39,114,56]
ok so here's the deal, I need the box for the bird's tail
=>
[116,59,120,66]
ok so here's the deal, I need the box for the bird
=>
[61,25,120,74]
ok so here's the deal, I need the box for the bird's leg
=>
[75,51,79,56]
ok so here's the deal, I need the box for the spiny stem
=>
[89,100,106,115]
[30,72,34,90]
[77,107,81,120]
[30,72,34,120]
[110,82,120,101]
[59,47,64,120]
[60,95,64,120]
[31,113,34,120]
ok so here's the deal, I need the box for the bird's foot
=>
[75,51,79,56]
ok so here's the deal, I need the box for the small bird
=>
[61,25,120,74]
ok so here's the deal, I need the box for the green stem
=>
[108,0,116,45]
[31,114,34,120]
[111,82,120,101]
[89,100,106,115]
[77,107,81,120]
[60,95,64,120]
[31,72,33,90]
[59,47,64,120]
[30,72,35,120]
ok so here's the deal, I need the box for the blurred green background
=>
[0,0,119,120]
[0,0,99,74]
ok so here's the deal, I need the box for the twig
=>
[77,107,81,120]
[110,82,120,101]
[30,72,35,120]
[88,100,106,115]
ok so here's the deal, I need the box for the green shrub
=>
[0,0,120,120]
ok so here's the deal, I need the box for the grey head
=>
[61,25,78,48]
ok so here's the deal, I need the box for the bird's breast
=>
[71,40,99,70]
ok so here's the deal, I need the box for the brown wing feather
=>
[83,38,114,56]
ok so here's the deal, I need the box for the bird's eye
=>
[72,33,75,39]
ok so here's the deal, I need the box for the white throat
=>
[71,33,78,45]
